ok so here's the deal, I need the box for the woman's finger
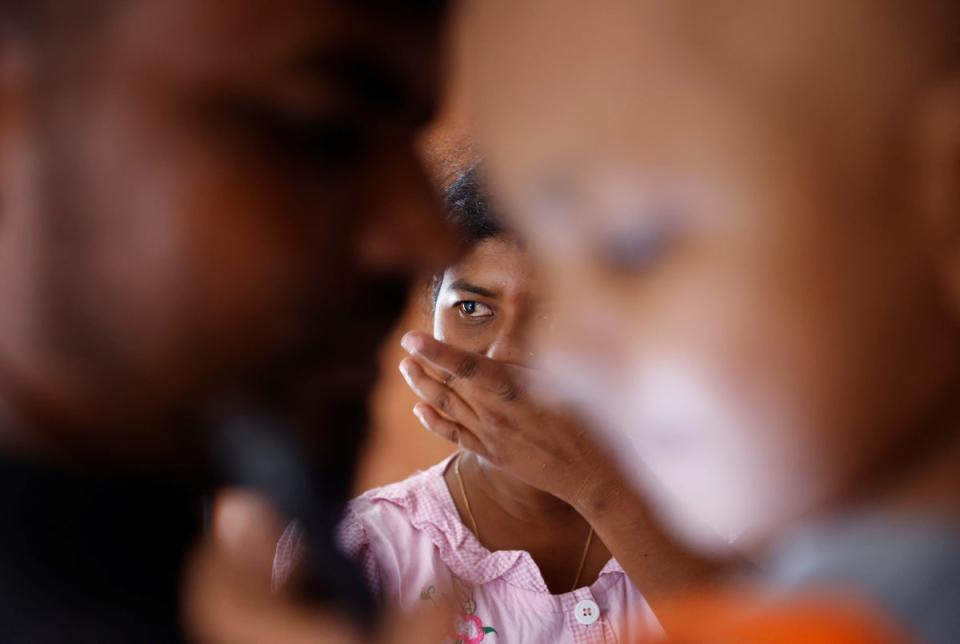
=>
[401,332,524,403]
[399,358,479,424]
[413,402,490,458]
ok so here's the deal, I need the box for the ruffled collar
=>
[357,452,625,597]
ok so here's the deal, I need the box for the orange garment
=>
[646,588,910,644]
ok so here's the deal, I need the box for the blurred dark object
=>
[0,454,201,643]
[206,274,416,631]
[215,414,378,633]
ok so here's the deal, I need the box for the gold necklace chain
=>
[454,451,595,592]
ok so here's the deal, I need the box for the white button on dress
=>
[574,599,600,625]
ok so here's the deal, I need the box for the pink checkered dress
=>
[274,453,662,644]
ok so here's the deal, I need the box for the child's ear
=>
[916,76,960,317]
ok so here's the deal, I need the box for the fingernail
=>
[412,404,427,426]
[401,332,425,354]
[398,358,412,377]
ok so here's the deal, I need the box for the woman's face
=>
[433,237,540,366]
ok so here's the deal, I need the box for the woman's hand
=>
[398,331,729,602]
[398,330,618,509]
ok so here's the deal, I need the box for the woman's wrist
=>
[569,466,636,522]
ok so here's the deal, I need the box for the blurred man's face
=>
[463,0,960,550]
[0,0,451,456]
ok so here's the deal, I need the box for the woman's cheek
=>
[433,310,465,344]
[433,314,493,356]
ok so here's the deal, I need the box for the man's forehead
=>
[109,0,439,98]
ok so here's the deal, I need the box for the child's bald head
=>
[462,0,960,550]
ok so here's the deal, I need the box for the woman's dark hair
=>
[444,164,504,246]
[431,164,506,304]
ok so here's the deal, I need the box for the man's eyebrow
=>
[449,280,499,299]
[297,46,434,122]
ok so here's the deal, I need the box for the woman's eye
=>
[456,301,494,319]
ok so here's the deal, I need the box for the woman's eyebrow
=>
[449,279,498,298]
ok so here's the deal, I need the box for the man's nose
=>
[357,149,459,275]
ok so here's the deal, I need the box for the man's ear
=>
[916,75,960,317]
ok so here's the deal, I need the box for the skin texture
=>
[400,237,723,599]
[0,1,454,642]
[457,0,960,553]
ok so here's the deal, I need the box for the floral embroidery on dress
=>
[421,577,498,643]
[451,613,497,644]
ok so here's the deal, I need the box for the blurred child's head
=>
[432,166,541,367]
[461,0,960,551]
